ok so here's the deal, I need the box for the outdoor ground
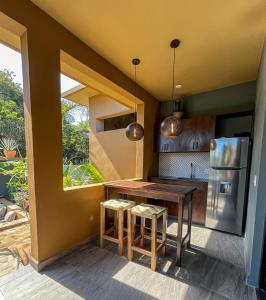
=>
[0,223,31,277]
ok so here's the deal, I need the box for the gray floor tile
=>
[0,222,252,300]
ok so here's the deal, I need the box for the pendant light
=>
[160,39,183,138]
[125,58,144,141]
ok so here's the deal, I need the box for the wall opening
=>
[0,32,31,274]
[60,51,144,185]
[60,75,104,188]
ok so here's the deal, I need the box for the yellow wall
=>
[89,95,137,181]
[0,0,159,264]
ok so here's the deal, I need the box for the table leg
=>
[118,209,124,256]
[162,210,167,256]
[127,209,133,261]
[100,203,105,248]
[187,195,192,248]
[140,217,145,248]
[151,214,157,271]
[176,198,183,266]
[114,211,118,238]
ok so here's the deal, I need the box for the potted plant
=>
[0,138,18,159]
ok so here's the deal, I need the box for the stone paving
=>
[0,223,31,277]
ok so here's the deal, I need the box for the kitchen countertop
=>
[150,176,208,183]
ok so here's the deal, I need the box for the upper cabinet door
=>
[157,116,216,153]
[193,116,216,151]
[178,118,197,152]
[156,128,180,152]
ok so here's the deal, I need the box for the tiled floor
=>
[0,220,256,300]
[0,224,31,277]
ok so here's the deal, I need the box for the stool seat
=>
[102,199,135,211]
[131,203,166,219]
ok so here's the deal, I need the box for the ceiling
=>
[31,0,266,101]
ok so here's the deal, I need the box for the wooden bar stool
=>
[100,199,135,255]
[127,203,167,271]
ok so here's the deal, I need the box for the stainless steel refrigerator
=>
[206,137,250,235]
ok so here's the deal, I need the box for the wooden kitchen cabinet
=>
[148,177,208,225]
[157,132,179,152]
[156,116,216,152]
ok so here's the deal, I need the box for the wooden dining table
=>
[103,180,197,266]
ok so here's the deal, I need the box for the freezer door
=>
[210,137,250,168]
[206,168,247,235]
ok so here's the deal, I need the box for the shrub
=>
[63,162,103,188]
[0,159,28,205]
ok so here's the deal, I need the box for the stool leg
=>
[100,204,105,248]
[132,215,136,240]
[118,209,124,256]
[127,210,133,261]
[151,214,157,271]
[162,210,167,256]
[140,217,145,247]
[114,211,118,238]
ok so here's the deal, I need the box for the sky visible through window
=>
[0,43,80,92]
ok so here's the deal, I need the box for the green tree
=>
[61,99,89,163]
[0,70,25,156]
[0,70,89,163]
[0,70,24,115]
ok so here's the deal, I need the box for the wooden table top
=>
[104,180,197,203]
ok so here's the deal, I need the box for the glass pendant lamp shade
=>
[125,58,144,141]
[161,115,182,138]
[125,122,144,141]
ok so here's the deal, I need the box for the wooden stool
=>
[127,203,167,271]
[100,199,135,255]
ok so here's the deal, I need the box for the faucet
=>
[190,162,193,179]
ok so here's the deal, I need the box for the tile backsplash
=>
[159,152,210,179]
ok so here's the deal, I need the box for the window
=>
[96,113,135,132]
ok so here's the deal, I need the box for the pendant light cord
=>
[172,47,176,101]
[134,63,137,122]
[172,46,176,112]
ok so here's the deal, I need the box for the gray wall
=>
[161,81,256,119]
[160,78,266,287]
[216,115,253,138]
[245,40,266,287]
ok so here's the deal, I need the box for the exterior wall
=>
[244,39,266,287]
[161,81,256,119]
[0,0,159,263]
[89,95,137,181]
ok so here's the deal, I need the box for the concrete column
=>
[21,30,62,262]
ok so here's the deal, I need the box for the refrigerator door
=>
[206,168,247,235]
[210,137,250,168]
